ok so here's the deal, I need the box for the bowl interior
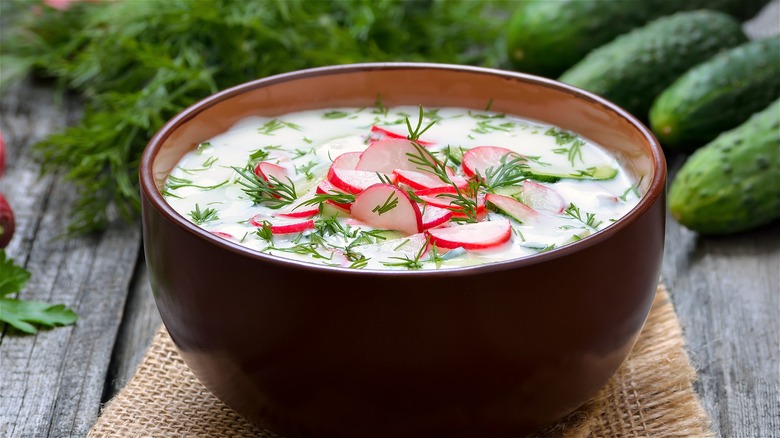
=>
[146,64,661,212]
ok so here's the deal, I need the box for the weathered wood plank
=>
[0,79,143,437]
[662,155,780,438]
[102,255,161,400]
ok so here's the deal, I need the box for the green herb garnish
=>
[189,204,219,225]
[0,250,78,334]
[233,165,297,208]
[372,192,399,215]
[565,203,603,230]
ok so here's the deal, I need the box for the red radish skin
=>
[276,188,320,219]
[355,139,424,174]
[393,169,469,192]
[270,220,315,235]
[521,180,566,214]
[275,204,319,219]
[426,219,512,250]
[0,192,14,248]
[370,125,432,146]
[351,184,422,235]
[415,186,459,196]
[327,167,395,194]
[250,215,316,234]
[211,231,235,240]
[462,146,523,178]
[418,193,487,217]
[420,205,453,230]
[331,151,362,170]
[254,161,289,182]
[316,180,353,211]
[485,193,541,224]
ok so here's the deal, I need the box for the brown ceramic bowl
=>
[140,63,666,437]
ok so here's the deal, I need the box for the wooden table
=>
[2,7,778,436]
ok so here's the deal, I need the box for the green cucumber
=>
[650,37,780,152]
[669,99,780,234]
[524,164,617,183]
[506,0,770,77]
[558,10,747,119]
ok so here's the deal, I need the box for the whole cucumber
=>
[650,37,780,152]
[558,10,747,119]
[506,0,771,77]
[669,99,780,235]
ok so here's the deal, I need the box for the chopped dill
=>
[258,119,302,135]
[565,203,603,229]
[372,192,399,215]
[232,165,297,208]
[188,204,219,225]
[405,105,436,141]
[166,175,229,191]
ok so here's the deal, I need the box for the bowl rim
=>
[140,62,666,276]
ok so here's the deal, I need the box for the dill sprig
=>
[232,165,297,208]
[565,203,603,229]
[298,191,356,209]
[188,204,219,225]
[479,154,529,190]
[405,142,480,222]
[382,237,428,270]
[372,192,399,215]
[406,105,436,141]
[547,127,585,166]
[166,175,229,191]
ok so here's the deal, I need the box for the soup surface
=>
[164,105,641,270]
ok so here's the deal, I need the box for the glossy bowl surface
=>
[140,63,666,437]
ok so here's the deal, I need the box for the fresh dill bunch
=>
[0,0,511,233]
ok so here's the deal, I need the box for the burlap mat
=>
[89,284,714,437]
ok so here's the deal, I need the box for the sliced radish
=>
[393,169,469,192]
[210,231,235,240]
[254,161,289,182]
[351,184,422,235]
[355,139,424,174]
[269,219,315,234]
[420,205,453,230]
[520,180,566,214]
[250,215,316,234]
[462,146,523,178]
[426,219,512,250]
[418,193,486,218]
[275,188,320,219]
[370,125,432,146]
[415,186,459,196]
[485,193,540,224]
[316,180,353,211]
[331,151,362,170]
[327,166,395,194]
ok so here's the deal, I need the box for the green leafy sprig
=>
[0,250,78,334]
[233,165,297,208]
[188,204,219,225]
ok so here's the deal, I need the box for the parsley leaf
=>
[0,250,78,334]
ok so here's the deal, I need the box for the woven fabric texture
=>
[89,284,713,438]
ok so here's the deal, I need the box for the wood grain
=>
[0,79,144,437]
[0,3,778,436]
